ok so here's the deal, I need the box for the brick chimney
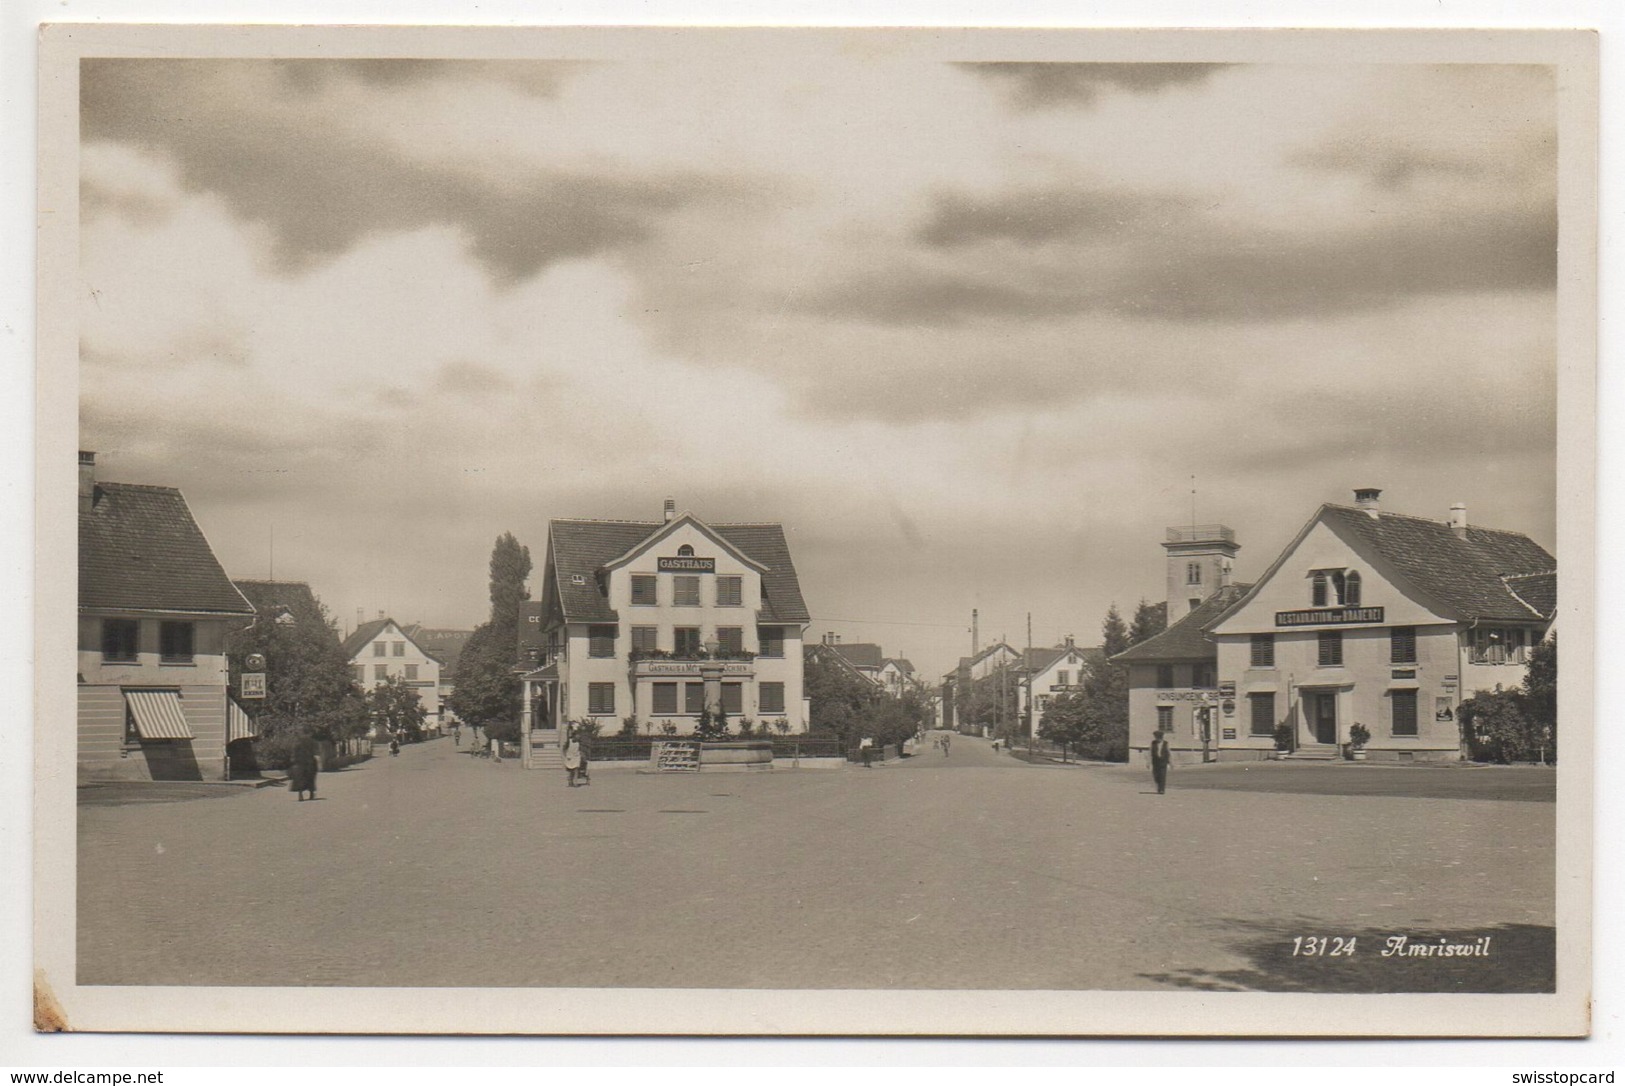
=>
[1448,502,1468,539]
[663,497,676,523]
[78,451,96,514]
[1354,488,1382,518]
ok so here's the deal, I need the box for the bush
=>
[617,715,640,739]
[251,726,310,770]
[1273,723,1295,752]
[1459,689,1543,764]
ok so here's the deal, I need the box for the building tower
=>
[1162,524,1239,624]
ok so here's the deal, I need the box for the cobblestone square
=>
[77,733,1555,992]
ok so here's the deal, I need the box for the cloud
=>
[806,182,1554,326]
[81,59,734,283]
[960,62,1236,109]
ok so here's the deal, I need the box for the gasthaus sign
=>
[657,556,715,572]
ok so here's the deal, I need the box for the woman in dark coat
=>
[289,734,319,802]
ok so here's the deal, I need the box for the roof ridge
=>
[95,481,183,494]
[1327,502,1539,540]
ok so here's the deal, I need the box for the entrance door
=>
[1311,692,1337,745]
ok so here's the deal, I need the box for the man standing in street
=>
[1149,729,1171,794]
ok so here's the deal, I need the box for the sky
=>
[77,54,1559,678]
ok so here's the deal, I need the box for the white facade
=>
[347,619,442,720]
[529,513,810,739]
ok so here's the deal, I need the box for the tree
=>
[1069,603,1132,761]
[1038,691,1090,761]
[225,588,358,742]
[368,674,427,741]
[805,650,874,747]
[959,663,1019,737]
[1129,599,1167,647]
[1100,604,1131,658]
[449,533,532,742]
[1525,636,1557,752]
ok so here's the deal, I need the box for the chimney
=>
[78,450,96,514]
[1448,502,1468,539]
[1064,634,1075,649]
[377,609,385,621]
[356,608,364,629]
[663,497,676,523]
[1354,487,1382,518]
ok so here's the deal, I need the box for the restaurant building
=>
[1117,490,1557,764]
[518,501,811,760]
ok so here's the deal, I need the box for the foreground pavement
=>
[77,732,1555,991]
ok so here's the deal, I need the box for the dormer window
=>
[1310,568,1362,607]
[677,544,695,557]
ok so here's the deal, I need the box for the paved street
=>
[78,731,1555,992]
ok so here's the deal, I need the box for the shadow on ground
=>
[1141,919,1555,993]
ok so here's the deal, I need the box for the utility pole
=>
[971,609,979,655]
[1026,611,1034,751]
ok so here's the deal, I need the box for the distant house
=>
[1018,638,1099,736]
[522,501,811,756]
[401,625,473,723]
[340,617,443,730]
[939,641,1023,733]
[826,639,883,680]
[877,657,917,698]
[77,451,256,781]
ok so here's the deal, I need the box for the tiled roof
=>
[1503,571,1557,620]
[234,580,322,623]
[946,641,1019,678]
[832,642,883,669]
[547,518,811,624]
[882,657,915,675]
[1320,505,1555,622]
[403,625,473,671]
[805,642,879,685]
[79,482,254,616]
[339,618,394,660]
[1113,584,1253,663]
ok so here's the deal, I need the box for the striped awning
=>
[227,698,256,741]
[125,689,194,740]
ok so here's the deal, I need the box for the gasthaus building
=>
[518,500,810,762]
[1117,489,1556,764]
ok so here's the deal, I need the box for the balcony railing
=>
[1165,524,1236,545]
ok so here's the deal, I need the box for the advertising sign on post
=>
[241,673,267,699]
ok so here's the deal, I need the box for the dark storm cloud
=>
[80,59,721,283]
[812,187,1555,326]
[960,62,1236,109]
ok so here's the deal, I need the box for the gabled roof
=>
[805,641,880,685]
[79,482,254,616]
[1113,584,1253,663]
[881,657,915,675]
[1020,644,1093,676]
[339,618,394,660]
[234,580,319,620]
[831,642,883,669]
[945,641,1021,679]
[546,518,811,624]
[234,580,337,640]
[1317,505,1554,622]
[402,625,474,671]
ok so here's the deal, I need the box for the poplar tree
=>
[449,533,532,741]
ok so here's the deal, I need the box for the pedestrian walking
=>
[289,733,319,802]
[389,733,401,757]
[453,724,461,747]
[1149,729,1171,795]
[563,730,583,787]
[942,734,951,757]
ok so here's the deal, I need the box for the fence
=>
[581,737,846,762]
